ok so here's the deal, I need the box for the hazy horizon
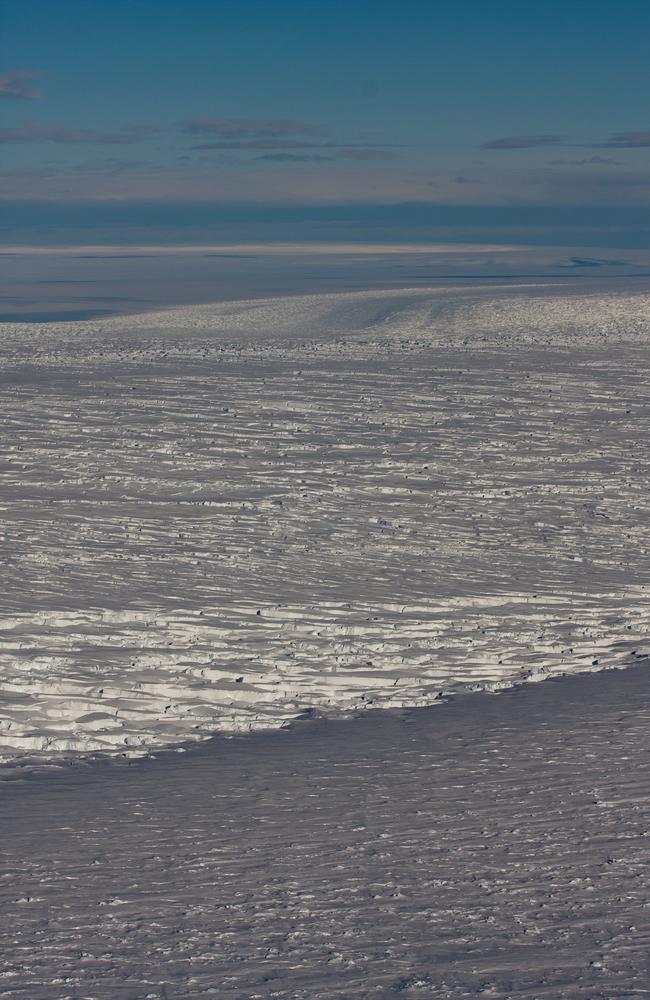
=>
[4,1,650,249]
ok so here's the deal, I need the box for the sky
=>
[2,0,650,245]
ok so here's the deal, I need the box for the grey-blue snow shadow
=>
[559,256,632,268]
[3,246,650,321]
[0,309,116,322]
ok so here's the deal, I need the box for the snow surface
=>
[4,664,650,997]
[1,283,649,760]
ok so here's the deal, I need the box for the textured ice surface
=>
[5,665,650,997]
[1,284,649,759]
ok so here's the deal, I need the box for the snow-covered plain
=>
[1,283,649,761]
[5,662,650,998]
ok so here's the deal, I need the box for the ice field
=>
[1,282,649,760]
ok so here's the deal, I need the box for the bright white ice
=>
[1,283,649,759]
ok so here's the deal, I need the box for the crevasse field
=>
[1,282,649,762]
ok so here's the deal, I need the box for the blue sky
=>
[2,0,650,244]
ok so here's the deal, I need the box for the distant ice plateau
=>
[1,283,649,761]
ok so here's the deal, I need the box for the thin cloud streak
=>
[339,148,397,161]
[599,131,650,148]
[191,139,400,152]
[549,155,622,166]
[256,153,336,162]
[192,139,333,151]
[253,149,397,163]
[0,69,47,100]
[0,120,160,144]
[180,116,327,139]
[481,134,564,149]
[483,130,650,151]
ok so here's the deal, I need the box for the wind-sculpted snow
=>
[7,667,650,997]
[1,285,649,760]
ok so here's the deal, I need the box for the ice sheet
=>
[1,284,649,759]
